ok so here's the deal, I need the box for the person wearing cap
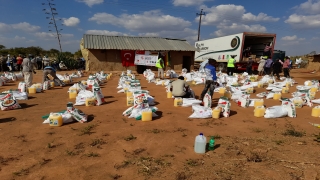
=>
[246,57,254,75]
[227,55,236,75]
[22,54,37,87]
[43,66,65,87]
[200,58,218,101]
[6,54,12,71]
[257,56,266,76]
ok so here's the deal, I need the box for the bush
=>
[55,53,79,70]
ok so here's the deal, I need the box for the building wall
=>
[87,49,195,72]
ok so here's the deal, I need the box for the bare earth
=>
[0,69,320,180]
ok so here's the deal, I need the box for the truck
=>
[194,32,277,71]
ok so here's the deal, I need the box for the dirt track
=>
[0,69,320,180]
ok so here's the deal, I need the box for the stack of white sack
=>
[43,109,88,124]
[57,73,73,84]
[70,70,84,78]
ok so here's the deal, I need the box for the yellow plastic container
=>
[307,81,312,86]
[268,79,274,84]
[293,98,303,108]
[162,81,165,86]
[212,107,221,119]
[224,91,231,99]
[254,99,264,108]
[310,87,318,93]
[254,106,266,118]
[282,87,289,94]
[310,92,316,100]
[124,87,128,93]
[85,97,96,106]
[49,113,63,127]
[312,106,320,117]
[219,88,226,95]
[246,87,254,94]
[174,97,183,107]
[167,91,173,98]
[69,88,77,99]
[250,76,256,82]
[257,82,263,88]
[81,80,87,85]
[141,110,152,122]
[127,96,134,106]
[286,82,291,88]
[273,92,281,100]
[50,81,55,88]
[127,91,133,97]
[28,86,36,94]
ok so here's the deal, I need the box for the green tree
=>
[0,44,5,50]
[74,49,82,58]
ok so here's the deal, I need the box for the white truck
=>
[194,32,276,70]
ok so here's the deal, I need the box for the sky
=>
[0,0,319,55]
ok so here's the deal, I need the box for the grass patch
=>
[132,148,146,155]
[185,159,202,167]
[147,129,165,134]
[208,134,222,140]
[137,157,171,176]
[12,168,29,176]
[163,154,175,158]
[85,152,100,157]
[47,143,55,149]
[46,132,55,135]
[65,150,78,156]
[246,151,266,162]
[274,140,284,145]
[79,124,97,136]
[314,133,320,142]
[124,134,137,141]
[90,138,106,147]
[122,118,127,123]
[114,160,132,169]
[251,128,264,133]
[176,172,190,180]
[109,174,122,179]
[39,158,52,166]
[282,128,305,137]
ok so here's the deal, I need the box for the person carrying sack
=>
[227,55,236,76]
[155,56,165,79]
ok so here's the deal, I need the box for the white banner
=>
[134,51,158,66]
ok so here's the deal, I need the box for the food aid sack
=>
[264,106,288,118]
[281,99,296,118]
[123,106,134,116]
[0,95,21,111]
[133,91,149,108]
[67,108,87,123]
[182,98,202,107]
[43,112,74,124]
[193,77,205,85]
[18,82,26,93]
[0,78,4,86]
[146,95,155,106]
[9,91,28,100]
[15,72,23,80]
[203,92,212,108]
[266,92,275,99]
[237,94,250,108]
[42,81,50,90]
[93,87,105,106]
[87,77,95,89]
[217,97,231,117]
[189,105,212,119]
[256,92,267,98]
[74,90,94,106]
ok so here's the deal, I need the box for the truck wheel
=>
[218,63,226,72]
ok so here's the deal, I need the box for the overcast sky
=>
[0,0,319,55]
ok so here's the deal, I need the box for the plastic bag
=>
[18,82,26,93]
[182,98,202,107]
[74,90,94,106]
[189,105,212,118]
[237,94,250,108]
[264,106,288,118]
[93,87,105,106]
[217,97,231,117]
[0,96,21,111]
[203,92,212,108]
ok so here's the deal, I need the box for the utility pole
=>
[42,0,63,52]
[196,9,205,41]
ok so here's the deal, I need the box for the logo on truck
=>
[231,38,238,48]
[195,43,209,50]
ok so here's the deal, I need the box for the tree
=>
[74,49,82,58]
[0,45,5,50]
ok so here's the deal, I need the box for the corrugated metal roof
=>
[83,34,197,51]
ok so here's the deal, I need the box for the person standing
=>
[36,56,42,70]
[264,57,273,75]
[257,57,266,76]
[43,55,50,68]
[227,55,236,76]
[281,56,291,78]
[16,54,23,71]
[43,66,65,87]
[12,55,17,71]
[263,43,272,57]
[155,56,165,79]
[22,54,37,87]
[0,55,5,72]
[6,54,12,71]
[273,59,282,80]
[200,59,217,101]
[246,57,254,75]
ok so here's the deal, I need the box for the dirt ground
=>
[0,69,320,180]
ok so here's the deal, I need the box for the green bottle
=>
[208,137,215,151]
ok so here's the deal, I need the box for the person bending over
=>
[43,66,65,87]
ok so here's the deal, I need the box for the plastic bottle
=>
[194,133,207,154]
[208,137,215,151]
